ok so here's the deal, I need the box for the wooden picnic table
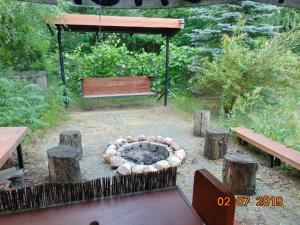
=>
[0,187,204,225]
[0,169,238,225]
[0,127,29,179]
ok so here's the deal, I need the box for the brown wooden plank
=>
[53,14,183,29]
[192,169,235,225]
[81,76,152,97]
[83,92,155,99]
[81,76,152,82]
[232,127,300,170]
[0,127,29,168]
[83,86,151,94]
[83,81,151,88]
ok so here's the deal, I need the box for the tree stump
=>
[204,128,229,159]
[223,154,258,195]
[194,110,210,137]
[47,145,81,183]
[59,130,83,160]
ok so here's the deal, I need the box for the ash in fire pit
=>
[121,142,169,165]
[103,135,186,175]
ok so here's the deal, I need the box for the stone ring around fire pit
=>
[102,135,185,175]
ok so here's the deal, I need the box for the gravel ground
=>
[11,104,300,225]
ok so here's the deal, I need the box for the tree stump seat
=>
[47,145,81,183]
[204,128,229,160]
[194,110,210,137]
[59,130,83,160]
[223,153,258,196]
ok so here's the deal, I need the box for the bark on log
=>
[222,154,258,195]
[194,110,210,137]
[59,130,83,160]
[47,145,81,183]
[204,128,229,159]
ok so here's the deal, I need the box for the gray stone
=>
[171,142,181,151]
[103,154,113,164]
[163,137,174,146]
[175,149,185,160]
[168,156,182,167]
[154,160,170,170]
[146,136,156,142]
[116,138,127,146]
[117,163,132,175]
[107,141,119,148]
[143,165,158,173]
[137,135,147,141]
[110,156,126,169]
[156,136,164,144]
[132,165,146,174]
[126,136,136,143]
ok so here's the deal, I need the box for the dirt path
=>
[18,104,300,225]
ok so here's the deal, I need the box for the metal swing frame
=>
[50,14,184,106]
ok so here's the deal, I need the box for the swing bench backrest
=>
[80,76,156,98]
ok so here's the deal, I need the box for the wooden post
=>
[164,35,170,106]
[223,154,258,195]
[204,128,229,159]
[59,130,83,160]
[194,110,210,137]
[47,145,81,183]
[57,27,68,107]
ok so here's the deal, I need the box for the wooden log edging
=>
[0,167,177,214]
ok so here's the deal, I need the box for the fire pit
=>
[103,135,185,175]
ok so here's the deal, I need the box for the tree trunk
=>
[223,154,258,195]
[194,110,210,137]
[204,128,229,159]
[47,145,81,183]
[59,130,83,160]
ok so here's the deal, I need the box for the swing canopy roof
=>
[53,14,184,36]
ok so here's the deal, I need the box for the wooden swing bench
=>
[80,76,156,99]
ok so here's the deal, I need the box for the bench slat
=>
[81,76,154,97]
[232,127,300,170]
[83,92,156,99]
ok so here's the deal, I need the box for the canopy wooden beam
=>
[52,14,184,36]
[18,0,300,9]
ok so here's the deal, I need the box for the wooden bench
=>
[0,127,29,180]
[232,127,300,170]
[80,76,156,98]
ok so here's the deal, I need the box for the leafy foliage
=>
[0,0,59,71]
[191,29,300,144]
[0,77,66,130]
[190,30,300,112]
[59,36,199,94]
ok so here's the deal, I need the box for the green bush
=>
[191,31,300,112]
[190,29,300,146]
[0,77,67,130]
[61,36,199,94]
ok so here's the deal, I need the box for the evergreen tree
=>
[188,1,281,57]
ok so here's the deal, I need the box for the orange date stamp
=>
[217,196,283,207]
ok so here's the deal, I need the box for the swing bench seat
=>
[80,76,156,99]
